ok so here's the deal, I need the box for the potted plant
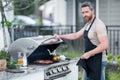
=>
[0,50,9,70]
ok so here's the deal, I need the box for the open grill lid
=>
[8,36,63,61]
[27,40,61,63]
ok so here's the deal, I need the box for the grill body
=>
[8,36,78,80]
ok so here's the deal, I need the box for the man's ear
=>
[91,9,94,14]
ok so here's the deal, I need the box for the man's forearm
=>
[59,33,77,40]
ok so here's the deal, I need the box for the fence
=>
[107,26,120,55]
[9,25,120,56]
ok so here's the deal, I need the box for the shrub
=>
[0,50,9,59]
[107,54,114,64]
[116,55,120,69]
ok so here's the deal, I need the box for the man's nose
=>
[82,14,86,17]
[82,13,86,17]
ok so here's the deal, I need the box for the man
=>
[54,2,108,80]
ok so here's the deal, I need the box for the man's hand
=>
[80,52,91,59]
[54,34,61,40]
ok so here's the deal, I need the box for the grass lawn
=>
[106,71,120,80]
[78,71,120,80]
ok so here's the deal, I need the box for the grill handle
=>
[41,36,60,44]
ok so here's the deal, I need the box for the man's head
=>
[81,2,94,22]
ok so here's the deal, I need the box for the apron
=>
[77,17,102,80]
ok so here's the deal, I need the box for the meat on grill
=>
[34,60,53,64]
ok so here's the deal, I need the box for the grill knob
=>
[62,66,67,71]
[66,66,69,70]
[52,69,57,74]
[46,70,53,76]
[49,70,53,75]
[46,72,51,76]
[57,67,62,72]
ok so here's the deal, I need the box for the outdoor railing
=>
[8,25,120,56]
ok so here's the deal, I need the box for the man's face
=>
[81,6,94,22]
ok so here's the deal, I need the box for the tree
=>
[14,0,49,15]
[0,0,49,50]
[0,0,13,50]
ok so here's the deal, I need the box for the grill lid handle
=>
[41,36,60,44]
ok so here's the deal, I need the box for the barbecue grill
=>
[7,35,78,80]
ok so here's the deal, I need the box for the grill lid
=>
[8,36,63,61]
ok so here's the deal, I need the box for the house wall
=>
[40,0,67,25]
[54,0,67,25]
[99,0,120,25]
[66,0,76,26]
[99,0,120,55]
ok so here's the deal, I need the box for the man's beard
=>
[84,15,93,22]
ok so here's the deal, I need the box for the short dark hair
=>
[81,2,93,10]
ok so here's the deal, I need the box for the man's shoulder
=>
[95,18,106,26]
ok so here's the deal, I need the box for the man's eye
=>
[82,12,84,14]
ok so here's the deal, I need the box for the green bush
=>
[106,71,120,80]
[107,54,114,64]
[7,61,20,69]
[0,50,9,59]
[57,46,82,58]
[116,55,120,69]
